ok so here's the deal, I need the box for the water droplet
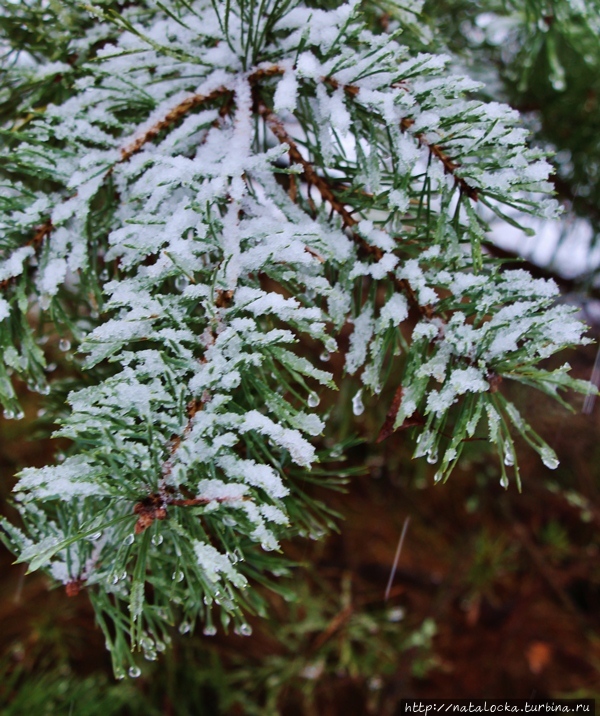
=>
[144,650,157,661]
[319,351,330,362]
[352,389,364,416]
[203,595,212,605]
[128,666,141,678]
[222,516,236,527]
[3,410,15,420]
[155,640,166,652]
[426,449,438,465]
[331,446,343,458]
[37,383,50,395]
[541,448,559,470]
[56,452,66,462]
[387,606,405,622]
[99,269,109,281]
[325,337,337,353]
[58,338,71,352]
[111,574,119,585]
[151,533,163,546]
[369,676,383,691]
[89,532,102,541]
[433,471,443,483]
[374,382,383,395]
[504,450,514,467]
[178,621,191,635]
[175,274,189,291]
[307,391,320,408]
[500,474,509,489]
[46,362,57,372]
[115,669,126,681]
[39,295,51,310]
[203,625,217,636]
[14,410,24,420]
[124,534,135,545]
[120,571,127,581]
[172,570,184,582]
[238,623,252,636]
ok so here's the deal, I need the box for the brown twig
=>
[133,492,168,534]
[3,66,285,297]
[400,117,479,202]
[120,86,234,162]
[170,496,246,507]
[120,65,283,163]
[308,604,354,654]
[133,490,245,534]
[257,101,431,317]
[8,64,476,299]
[257,102,362,234]
[327,77,479,202]
[376,385,406,443]
[161,397,206,481]
[0,220,53,291]
[65,578,85,597]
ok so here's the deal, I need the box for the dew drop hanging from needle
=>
[352,389,364,416]
[307,391,320,407]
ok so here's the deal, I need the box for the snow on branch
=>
[0,0,592,675]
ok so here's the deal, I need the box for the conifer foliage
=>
[0,0,593,674]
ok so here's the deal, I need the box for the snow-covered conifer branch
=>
[0,0,594,674]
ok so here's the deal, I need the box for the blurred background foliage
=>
[2,0,600,712]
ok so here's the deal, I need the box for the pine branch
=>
[120,65,283,162]
[0,220,52,291]
[400,117,480,202]
[257,100,430,317]
[0,0,594,676]
[326,77,479,202]
[485,243,600,298]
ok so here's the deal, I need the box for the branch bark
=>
[326,76,479,202]
[257,100,430,317]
